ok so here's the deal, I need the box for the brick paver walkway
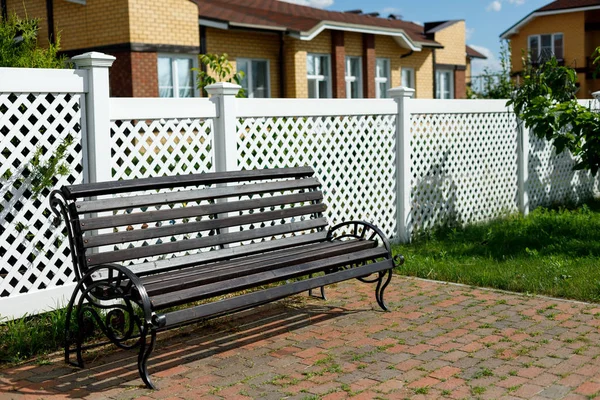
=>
[2,277,600,399]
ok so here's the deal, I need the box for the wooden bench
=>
[49,167,402,389]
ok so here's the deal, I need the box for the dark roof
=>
[192,0,440,47]
[466,45,486,59]
[538,0,600,11]
[501,0,600,38]
[424,20,463,34]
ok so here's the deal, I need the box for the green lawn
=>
[393,201,600,303]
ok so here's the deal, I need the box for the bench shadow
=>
[1,300,363,397]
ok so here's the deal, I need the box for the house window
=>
[345,56,363,98]
[157,55,196,98]
[307,54,331,98]
[528,33,563,63]
[435,69,454,99]
[237,59,270,98]
[375,58,390,98]
[401,67,415,91]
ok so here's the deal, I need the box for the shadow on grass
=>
[0,301,359,397]
[410,200,600,260]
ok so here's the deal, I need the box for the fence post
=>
[71,52,116,184]
[517,118,529,216]
[389,86,415,243]
[205,82,241,173]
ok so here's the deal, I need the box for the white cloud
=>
[508,0,525,4]
[382,7,402,15]
[468,44,502,76]
[487,1,502,12]
[278,0,333,8]
[466,26,475,40]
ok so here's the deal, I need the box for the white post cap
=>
[592,91,600,101]
[388,86,415,99]
[71,52,116,68]
[205,82,242,96]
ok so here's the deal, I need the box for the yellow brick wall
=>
[6,0,49,47]
[344,32,362,57]
[465,59,472,84]
[434,21,466,66]
[509,11,586,72]
[128,0,198,47]
[374,36,433,98]
[205,28,280,97]
[284,37,299,98]
[54,0,130,50]
[289,31,332,98]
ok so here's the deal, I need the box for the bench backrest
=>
[58,167,327,279]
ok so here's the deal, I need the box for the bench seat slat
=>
[80,191,323,232]
[151,247,389,309]
[76,177,320,214]
[159,258,394,326]
[140,240,354,285]
[130,231,328,276]
[87,218,328,266]
[64,166,315,199]
[84,203,326,248]
[144,239,375,296]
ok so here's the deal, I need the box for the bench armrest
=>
[326,220,392,256]
[80,264,156,327]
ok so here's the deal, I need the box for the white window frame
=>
[375,58,390,98]
[306,53,332,98]
[401,67,415,91]
[528,33,564,62]
[157,53,198,98]
[435,68,454,99]
[345,56,363,98]
[237,58,271,98]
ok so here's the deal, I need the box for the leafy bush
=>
[195,53,245,97]
[0,13,67,68]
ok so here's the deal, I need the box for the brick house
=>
[3,0,484,99]
[501,0,600,98]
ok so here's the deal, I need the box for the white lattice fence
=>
[237,114,397,238]
[528,134,597,208]
[409,103,519,232]
[0,92,83,298]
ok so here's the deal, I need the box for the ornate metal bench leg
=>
[375,269,393,312]
[308,274,327,300]
[138,325,157,390]
[64,292,82,367]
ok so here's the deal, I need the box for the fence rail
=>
[0,53,597,319]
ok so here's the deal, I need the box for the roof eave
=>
[290,22,422,51]
[501,5,600,39]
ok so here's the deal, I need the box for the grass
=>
[393,201,600,303]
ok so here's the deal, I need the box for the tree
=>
[470,41,514,99]
[508,55,600,175]
[194,53,245,97]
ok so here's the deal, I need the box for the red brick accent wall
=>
[108,51,133,97]
[331,30,346,99]
[454,69,466,99]
[131,52,159,97]
[362,34,376,98]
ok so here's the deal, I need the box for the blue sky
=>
[283,0,552,76]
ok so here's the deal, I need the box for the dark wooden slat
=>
[85,203,326,248]
[140,239,353,285]
[87,218,328,266]
[151,247,389,309]
[130,231,328,276]
[64,167,315,199]
[76,177,321,214]
[145,239,377,296]
[161,259,394,327]
[80,191,323,231]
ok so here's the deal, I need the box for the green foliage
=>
[194,53,245,97]
[29,135,74,199]
[394,200,600,302]
[509,55,600,175]
[471,41,515,99]
[0,13,67,68]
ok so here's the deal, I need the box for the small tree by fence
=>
[0,53,597,320]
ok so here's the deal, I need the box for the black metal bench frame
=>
[50,167,402,389]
